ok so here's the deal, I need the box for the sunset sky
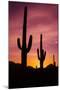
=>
[9,1,58,68]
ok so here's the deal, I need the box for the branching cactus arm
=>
[27,35,32,52]
[42,49,46,60]
[17,38,22,49]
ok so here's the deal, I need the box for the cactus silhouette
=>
[17,6,32,67]
[37,34,46,69]
[53,54,56,66]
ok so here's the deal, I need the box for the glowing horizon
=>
[9,2,58,68]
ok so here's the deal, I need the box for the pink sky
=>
[9,2,58,68]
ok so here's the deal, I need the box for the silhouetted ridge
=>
[46,64,57,69]
[9,61,58,88]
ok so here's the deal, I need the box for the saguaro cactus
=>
[53,54,56,66]
[17,6,32,67]
[37,34,46,69]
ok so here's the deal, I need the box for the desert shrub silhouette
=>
[17,6,32,67]
[37,34,46,69]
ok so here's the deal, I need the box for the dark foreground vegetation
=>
[9,61,58,89]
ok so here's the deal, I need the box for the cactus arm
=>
[44,51,46,57]
[17,38,22,49]
[43,50,46,56]
[42,50,46,60]
[44,50,46,59]
[27,35,32,52]
[37,48,40,60]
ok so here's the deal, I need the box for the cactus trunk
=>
[22,50,27,66]
[40,61,43,69]
[22,6,27,66]
[17,6,32,67]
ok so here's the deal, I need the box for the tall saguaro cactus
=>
[37,34,46,69]
[17,6,32,67]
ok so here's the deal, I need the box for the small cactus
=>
[53,54,56,66]
[37,34,46,69]
[17,6,32,67]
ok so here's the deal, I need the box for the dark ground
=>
[9,61,58,89]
